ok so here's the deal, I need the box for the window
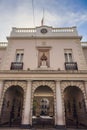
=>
[15,50,24,62]
[64,49,73,62]
[64,49,78,70]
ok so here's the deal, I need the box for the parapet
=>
[9,26,81,39]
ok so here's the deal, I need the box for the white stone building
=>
[0,25,87,129]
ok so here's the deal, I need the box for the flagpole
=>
[41,8,44,26]
[43,8,44,25]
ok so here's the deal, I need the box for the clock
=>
[41,28,48,34]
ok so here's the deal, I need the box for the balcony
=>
[10,62,23,70]
[65,62,78,70]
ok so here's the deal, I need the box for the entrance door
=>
[32,85,54,128]
[64,86,87,128]
[0,85,24,127]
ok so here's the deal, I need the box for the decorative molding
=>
[61,81,85,93]
[32,81,55,93]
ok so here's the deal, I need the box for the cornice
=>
[0,47,7,49]
[0,70,87,74]
[7,36,82,40]
[0,70,87,81]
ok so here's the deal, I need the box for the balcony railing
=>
[65,62,78,70]
[10,62,23,70]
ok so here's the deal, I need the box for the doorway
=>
[32,85,54,128]
[64,86,87,128]
[0,85,24,127]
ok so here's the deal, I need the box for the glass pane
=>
[65,53,68,62]
[69,53,73,62]
[20,53,24,62]
[16,54,20,62]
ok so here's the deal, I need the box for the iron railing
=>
[10,62,23,70]
[65,62,78,70]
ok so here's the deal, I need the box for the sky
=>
[0,0,87,42]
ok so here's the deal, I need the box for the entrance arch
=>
[32,81,56,128]
[33,85,54,117]
[64,86,86,128]
[0,85,24,127]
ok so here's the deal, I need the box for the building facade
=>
[0,26,87,129]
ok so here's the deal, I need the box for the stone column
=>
[55,81,65,129]
[0,81,3,99]
[85,81,87,111]
[22,81,32,128]
[0,81,3,115]
[85,81,87,95]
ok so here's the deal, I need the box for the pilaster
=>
[0,81,3,99]
[21,80,32,129]
[55,81,66,129]
[85,81,87,111]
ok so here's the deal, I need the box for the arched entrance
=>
[32,85,54,128]
[0,85,24,127]
[64,86,87,128]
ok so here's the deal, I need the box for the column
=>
[0,81,3,115]
[55,81,65,129]
[0,81,3,99]
[85,81,87,95]
[22,81,32,128]
[85,81,87,111]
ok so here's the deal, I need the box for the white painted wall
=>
[0,26,87,70]
[83,47,87,63]
[0,48,6,69]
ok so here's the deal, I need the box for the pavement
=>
[0,128,87,130]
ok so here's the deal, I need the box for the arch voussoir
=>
[0,81,27,114]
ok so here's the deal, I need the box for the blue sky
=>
[0,0,87,41]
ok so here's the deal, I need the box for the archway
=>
[32,85,54,128]
[0,85,24,127]
[64,86,87,128]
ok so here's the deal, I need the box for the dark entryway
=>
[64,86,87,128]
[0,85,24,127]
[32,85,54,128]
